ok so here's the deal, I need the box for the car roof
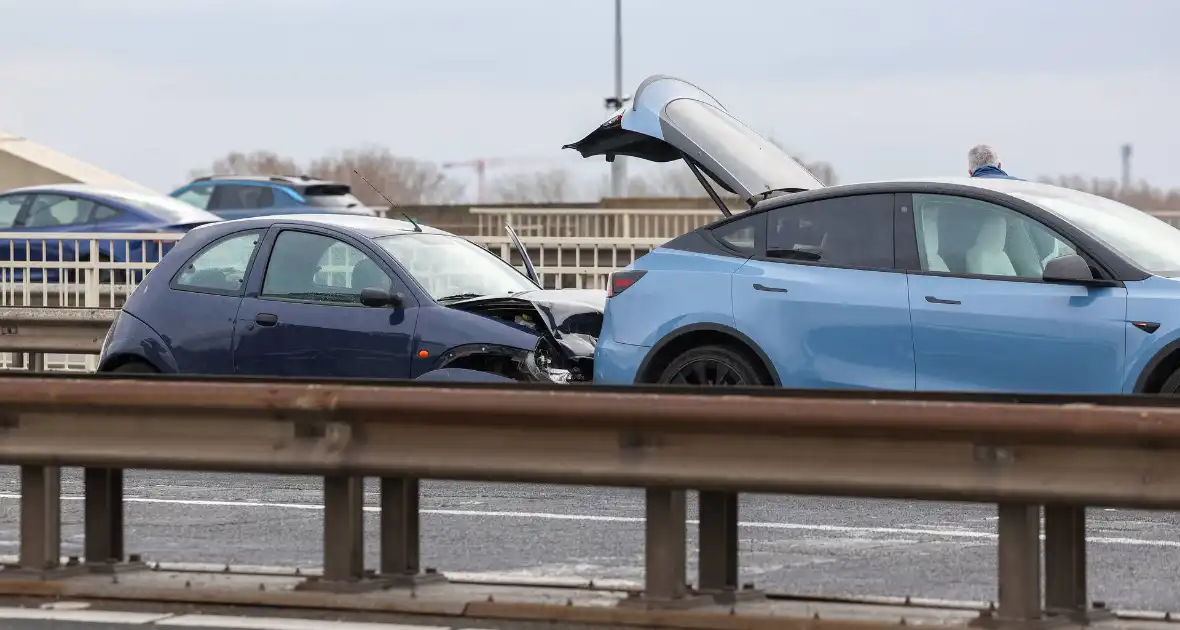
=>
[200,213,451,238]
[188,174,341,187]
[5,182,154,197]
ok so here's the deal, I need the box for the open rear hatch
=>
[564,74,824,214]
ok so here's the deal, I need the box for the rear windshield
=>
[102,190,219,224]
[300,184,364,208]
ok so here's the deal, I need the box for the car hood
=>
[444,289,606,359]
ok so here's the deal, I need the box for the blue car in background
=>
[169,175,377,220]
[96,214,604,383]
[0,183,222,283]
[565,74,1180,396]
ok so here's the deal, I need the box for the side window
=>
[173,230,264,293]
[211,184,275,210]
[766,194,894,269]
[261,231,391,305]
[912,194,1076,279]
[0,195,27,228]
[175,184,214,210]
[709,211,763,255]
[92,203,122,223]
[24,195,96,227]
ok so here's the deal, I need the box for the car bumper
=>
[593,337,650,385]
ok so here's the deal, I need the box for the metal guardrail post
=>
[29,353,44,372]
[621,488,710,608]
[18,465,61,571]
[1044,505,1103,622]
[321,475,365,583]
[697,490,739,594]
[380,476,443,586]
[84,468,124,566]
[995,503,1043,623]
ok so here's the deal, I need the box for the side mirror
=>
[1042,254,1104,285]
[359,287,401,308]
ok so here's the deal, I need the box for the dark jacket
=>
[970,165,1021,180]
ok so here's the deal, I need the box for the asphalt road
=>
[0,469,1176,612]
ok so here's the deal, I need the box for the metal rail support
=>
[1044,505,1107,623]
[697,490,760,602]
[84,467,133,571]
[295,475,369,591]
[974,503,1046,628]
[380,477,445,587]
[621,488,711,609]
[18,465,60,571]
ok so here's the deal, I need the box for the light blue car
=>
[565,74,1180,395]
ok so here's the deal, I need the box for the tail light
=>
[608,270,647,298]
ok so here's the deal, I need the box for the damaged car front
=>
[374,225,605,384]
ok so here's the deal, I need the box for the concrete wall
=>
[0,132,156,193]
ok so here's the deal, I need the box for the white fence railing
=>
[471,207,723,238]
[1,231,666,372]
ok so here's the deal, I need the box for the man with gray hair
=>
[967,144,1020,179]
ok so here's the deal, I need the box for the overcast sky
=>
[0,0,1175,198]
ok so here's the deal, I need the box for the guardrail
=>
[0,374,1176,627]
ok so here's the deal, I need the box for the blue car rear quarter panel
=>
[1123,275,1180,392]
[606,248,749,348]
[98,311,179,373]
[733,261,914,390]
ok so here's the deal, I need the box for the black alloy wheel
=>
[656,345,763,387]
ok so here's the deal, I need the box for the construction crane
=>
[441,156,560,203]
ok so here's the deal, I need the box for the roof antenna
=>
[353,169,422,232]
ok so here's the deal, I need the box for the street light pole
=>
[608,0,627,198]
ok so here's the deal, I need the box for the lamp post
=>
[606,0,628,198]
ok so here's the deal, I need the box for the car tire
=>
[1159,368,1180,394]
[656,344,765,387]
[108,359,157,374]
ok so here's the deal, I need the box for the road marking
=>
[0,493,1176,548]
[157,615,447,629]
[0,605,173,623]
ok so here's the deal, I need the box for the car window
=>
[374,233,537,302]
[173,230,264,293]
[92,203,122,222]
[211,184,275,210]
[24,194,97,228]
[261,230,391,305]
[765,194,894,269]
[0,195,26,229]
[709,211,763,255]
[175,184,214,210]
[913,193,1076,279]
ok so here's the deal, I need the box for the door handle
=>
[254,313,279,326]
[924,296,961,305]
[753,283,789,293]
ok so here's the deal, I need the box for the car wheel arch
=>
[635,323,780,386]
[99,353,161,373]
[1133,337,1180,393]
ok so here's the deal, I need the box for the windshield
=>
[1012,189,1180,276]
[375,233,538,301]
[103,190,218,224]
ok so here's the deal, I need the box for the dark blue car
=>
[96,214,605,383]
[0,183,222,283]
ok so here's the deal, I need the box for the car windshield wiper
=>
[437,292,484,303]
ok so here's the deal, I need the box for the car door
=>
[731,193,916,390]
[156,228,267,374]
[233,226,420,378]
[902,192,1128,393]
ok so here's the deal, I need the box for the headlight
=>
[525,342,573,384]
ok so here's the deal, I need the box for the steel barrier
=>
[0,374,1177,627]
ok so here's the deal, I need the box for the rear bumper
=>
[593,337,650,385]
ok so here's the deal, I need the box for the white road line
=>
[0,492,1176,548]
[156,615,447,629]
[0,605,173,623]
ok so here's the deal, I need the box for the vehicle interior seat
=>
[918,208,949,272]
[965,213,1016,276]
[350,258,390,293]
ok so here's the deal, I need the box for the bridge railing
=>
[0,374,1173,627]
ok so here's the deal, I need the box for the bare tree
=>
[1038,175,1180,212]
[186,150,300,181]
[308,146,462,205]
[189,147,462,206]
[489,169,582,203]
